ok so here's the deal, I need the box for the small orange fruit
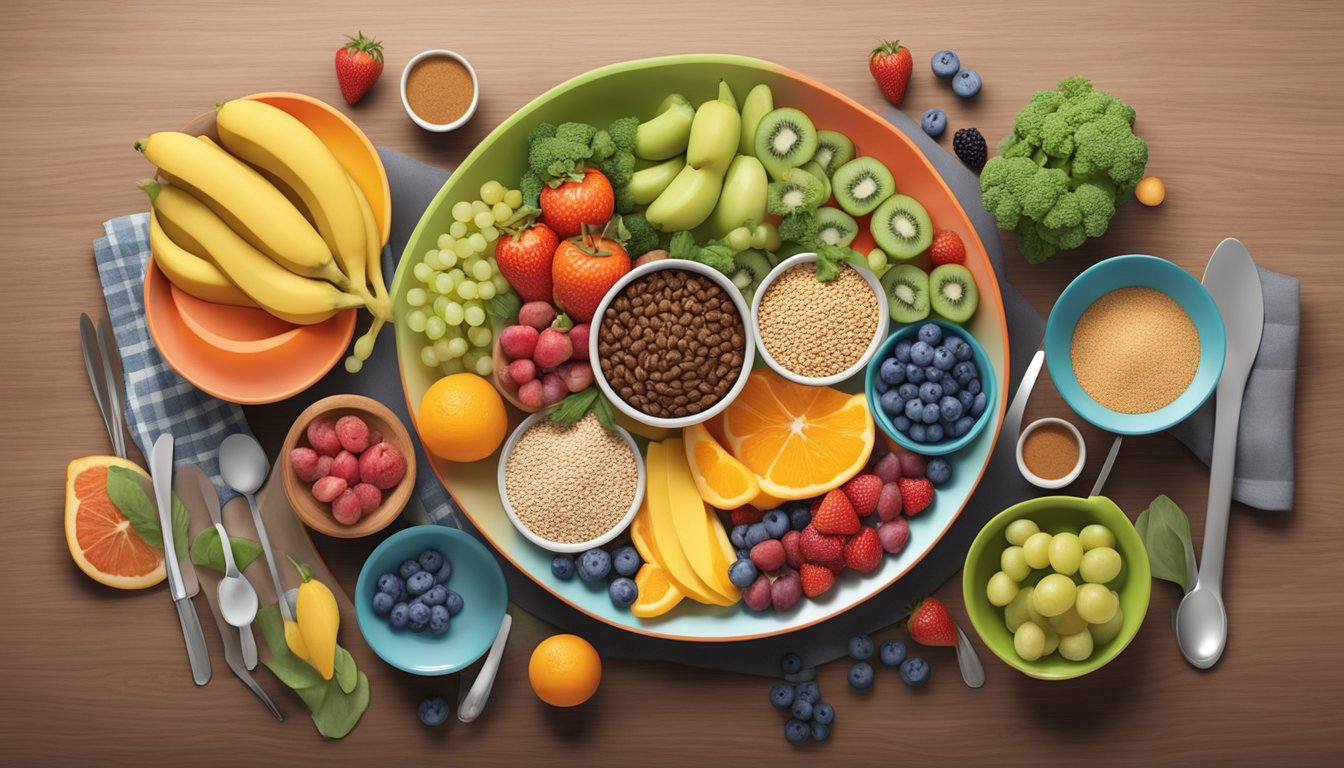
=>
[65,456,165,589]
[631,562,684,618]
[528,634,602,707]
[683,422,760,509]
[417,373,507,463]
[1136,176,1165,206]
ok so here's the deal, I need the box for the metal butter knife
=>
[150,434,211,685]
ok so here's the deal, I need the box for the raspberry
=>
[533,327,573,369]
[306,418,341,457]
[877,482,903,522]
[332,489,363,525]
[897,452,926,479]
[878,518,910,554]
[367,430,383,446]
[314,455,334,480]
[334,414,371,453]
[873,452,902,484]
[750,539,786,572]
[929,230,967,266]
[731,505,764,526]
[330,450,361,485]
[498,325,540,360]
[312,476,348,503]
[359,442,407,490]
[290,447,321,483]
[771,569,802,611]
[352,483,383,514]
[743,574,773,611]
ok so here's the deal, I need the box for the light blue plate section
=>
[1043,255,1226,436]
[356,526,508,675]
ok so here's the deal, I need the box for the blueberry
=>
[897,382,919,401]
[372,591,394,617]
[927,458,952,486]
[418,549,444,573]
[920,108,947,138]
[791,698,814,722]
[810,722,831,742]
[408,601,431,626]
[953,69,981,98]
[376,573,403,599]
[769,682,795,710]
[933,346,955,371]
[879,358,905,385]
[780,652,803,675]
[917,323,942,346]
[931,49,961,79]
[445,589,464,616]
[939,396,963,422]
[795,681,820,704]
[848,633,874,660]
[905,363,926,385]
[941,376,960,397]
[967,378,982,396]
[407,618,428,633]
[893,339,913,363]
[921,403,941,425]
[612,546,642,577]
[728,558,759,588]
[971,391,988,417]
[956,390,974,411]
[737,548,750,560]
[909,423,927,442]
[789,505,812,531]
[919,382,942,404]
[551,555,576,581]
[785,718,811,745]
[941,419,957,435]
[406,570,435,597]
[398,559,423,580]
[955,415,976,437]
[578,548,612,582]
[875,378,889,394]
[813,701,835,725]
[389,602,410,628]
[429,604,451,635]
[953,338,974,361]
[763,509,791,539]
[434,561,453,584]
[730,524,749,550]
[418,696,449,727]
[910,341,935,366]
[609,577,638,608]
[879,391,904,416]
[924,366,943,383]
[925,423,945,442]
[848,661,875,689]
[904,399,924,422]
[893,415,912,432]
[879,638,908,667]
[421,585,448,606]
[745,522,771,548]
[953,361,976,386]
[900,656,930,687]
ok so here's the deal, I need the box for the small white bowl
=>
[588,259,755,430]
[400,49,479,132]
[751,252,889,387]
[496,408,645,554]
[1016,417,1087,489]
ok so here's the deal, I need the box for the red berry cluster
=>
[291,414,407,525]
[495,300,595,409]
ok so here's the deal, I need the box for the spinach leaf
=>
[1136,494,1197,593]
[106,465,187,560]
[255,603,370,739]
[189,527,262,574]
[334,646,357,695]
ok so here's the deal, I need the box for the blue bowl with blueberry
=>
[355,525,507,675]
[865,320,997,456]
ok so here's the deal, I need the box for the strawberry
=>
[897,477,934,516]
[730,505,763,526]
[494,223,559,303]
[799,524,844,564]
[869,39,913,106]
[540,168,615,239]
[843,528,883,574]
[811,490,860,535]
[908,596,957,647]
[550,227,631,323]
[929,230,967,266]
[840,474,883,517]
[334,32,384,106]
[800,563,837,598]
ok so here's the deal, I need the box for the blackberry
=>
[953,128,987,169]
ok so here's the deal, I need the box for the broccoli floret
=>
[527,122,557,144]
[607,117,639,152]
[619,214,659,257]
[599,150,636,188]
[667,231,734,275]
[777,211,820,245]
[614,184,636,215]
[519,171,543,211]
[980,76,1147,264]
[529,136,591,185]
[589,130,616,162]
[556,122,598,147]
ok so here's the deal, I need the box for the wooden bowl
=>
[281,394,417,538]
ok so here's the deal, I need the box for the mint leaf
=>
[189,527,262,574]
[334,646,358,695]
[170,493,189,561]
[1137,495,1196,592]
[485,289,522,320]
[107,465,161,549]
[592,392,615,431]
[313,671,369,739]
[550,387,599,428]
[256,603,370,738]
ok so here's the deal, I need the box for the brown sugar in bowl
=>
[282,394,417,538]
[401,50,479,132]
[1015,417,1085,490]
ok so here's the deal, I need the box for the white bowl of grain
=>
[751,252,889,387]
[496,408,645,553]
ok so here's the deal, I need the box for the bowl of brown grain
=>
[401,49,479,132]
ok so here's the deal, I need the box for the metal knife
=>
[150,434,211,685]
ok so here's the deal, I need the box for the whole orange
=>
[417,373,507,463]
[528,634,602,707]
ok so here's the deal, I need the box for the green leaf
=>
[668,231,697,261]
[105,465,187,560]
[169,493,189,561]
[1136,495,1196,592]
[550,387,599,428]
[256,604,325,690]
[485,289,522,320]
[189,527,262,574]
[592,392,615,431]
[334,646,357,694]
[256,603,370,739]
[313,671,369,739]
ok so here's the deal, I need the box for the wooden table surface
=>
[3,0,1341,764]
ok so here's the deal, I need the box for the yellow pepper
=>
[290,557,338,680]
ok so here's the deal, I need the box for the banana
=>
[716,79,737,111]
[135,131,346,286]
[214,100,372,304]
[349,176,392,313]
[738,84,774,157]
[708,155,768,237]
[630,156,686,205]
[645,164,724,232]
[685,100,741,176]
[634,98,695,161]
[147,211,256,308]
[142,181,362,325]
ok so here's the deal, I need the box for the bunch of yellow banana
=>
[137,99,392,372]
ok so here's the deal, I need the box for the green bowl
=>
[962,495,1150,680]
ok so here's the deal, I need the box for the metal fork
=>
[79,314,128,458]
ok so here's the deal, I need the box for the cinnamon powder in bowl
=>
[401,50,479,132]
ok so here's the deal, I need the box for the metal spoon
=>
[219,434,296,623]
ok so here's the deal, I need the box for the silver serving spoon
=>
[219,434,296,624]
[197,471,259,667]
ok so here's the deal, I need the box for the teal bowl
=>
[355,526,507,675]
[865,319,997,456]
[1044,255,1225,435]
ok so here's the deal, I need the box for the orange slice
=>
[631,562,684,618]
[683,423,760,510]
[721,369,876,501]
[65,456,166,589]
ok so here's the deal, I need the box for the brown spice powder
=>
[406,56,474,125]
[757,264,879,379]
[1070,286,1200,414]
[1022,424,1081,480]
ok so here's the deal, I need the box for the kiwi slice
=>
[754,108,819,181]
[832,157,895,216]
[880,264,931,323]
[767,168,826,216]
[929,263,979,323]
[814,207,859,247]
[870,194,934,260]
[801,160,832,203]
[729,250,773,305]
[813,130,856,177]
